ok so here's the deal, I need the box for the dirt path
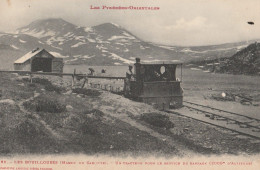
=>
[17,92,65,141]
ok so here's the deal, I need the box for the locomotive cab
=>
[125,58,183,110]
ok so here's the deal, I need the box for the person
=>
[124,65,134,96]
[88,68,95,76]
[126,65,134,80]
[101,69,106,73]
[149,70,161,81]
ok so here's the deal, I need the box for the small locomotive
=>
[124,58,183,110]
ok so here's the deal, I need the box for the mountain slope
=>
[186,42,260,75]
[217,42,260,75]
[0,18,259,68]
[14,18,185,65]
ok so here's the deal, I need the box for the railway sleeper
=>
[239,124,248,128]
[252,129,260,132]
[216,117,227,121]
[227,120,237,124]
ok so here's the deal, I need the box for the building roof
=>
[141,60,183,65]
[14,48,44,64]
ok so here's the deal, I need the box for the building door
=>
[31,58,52,72]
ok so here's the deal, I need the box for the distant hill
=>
[187,42,260,75]
[217,42,260,75]
[0,18,259,68]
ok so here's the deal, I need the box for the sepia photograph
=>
[0,0,259,169]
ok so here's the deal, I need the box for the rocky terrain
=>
[217,42,260,75]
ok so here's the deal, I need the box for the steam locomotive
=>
[124,58,183,110]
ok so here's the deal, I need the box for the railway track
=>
[167,101,260,140]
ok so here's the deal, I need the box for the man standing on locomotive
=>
[124,65,134,96]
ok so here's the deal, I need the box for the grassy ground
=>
[0,73,179,156]
[0,72,259,157]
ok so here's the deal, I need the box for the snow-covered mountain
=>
[13,18,181,65]
[0,18,259,68]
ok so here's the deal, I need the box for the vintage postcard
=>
[0,0,259,169]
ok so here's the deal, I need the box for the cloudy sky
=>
[0,0,259,46]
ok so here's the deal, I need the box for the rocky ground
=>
[0,72,260,157]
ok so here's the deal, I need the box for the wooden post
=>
[181,64,182,82]
[30,74,33,83]
[81,76,87,88]
[72,69,76,88]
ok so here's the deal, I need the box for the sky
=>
[0,0,260,46]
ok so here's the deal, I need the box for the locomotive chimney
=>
[135,58,141,82]
[136,58,140,63]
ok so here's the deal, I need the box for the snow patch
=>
[80,55,94,59]
[22,29,56,38]
[111,23,120,27]
[122,32,136,40]
[96,45,107,50]
[74,36,85,40]
[66,58,78,62]
[20,28,29,32]
[73,55,94,59]
[115,43,124,46]
[142,59,181,63]
[108,36,126,41]
[71,42,86,48]
[50,45,62,50]
[109,53,134,64]
[158,45,175,50]
[49,51,69,58]
[84,27,93,32]
[19,39,26,43]
[182,46,241,54]
[108,34,135,41]
[190,68,201,71]
[11,45,19,50]
[64,32,74,37]
[87,38,96,43]
[102,49,108,53]
[46,37,55,45]
[140,45,150,50]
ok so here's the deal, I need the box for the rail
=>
[0,70,125,80]
[167,100,260,140]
